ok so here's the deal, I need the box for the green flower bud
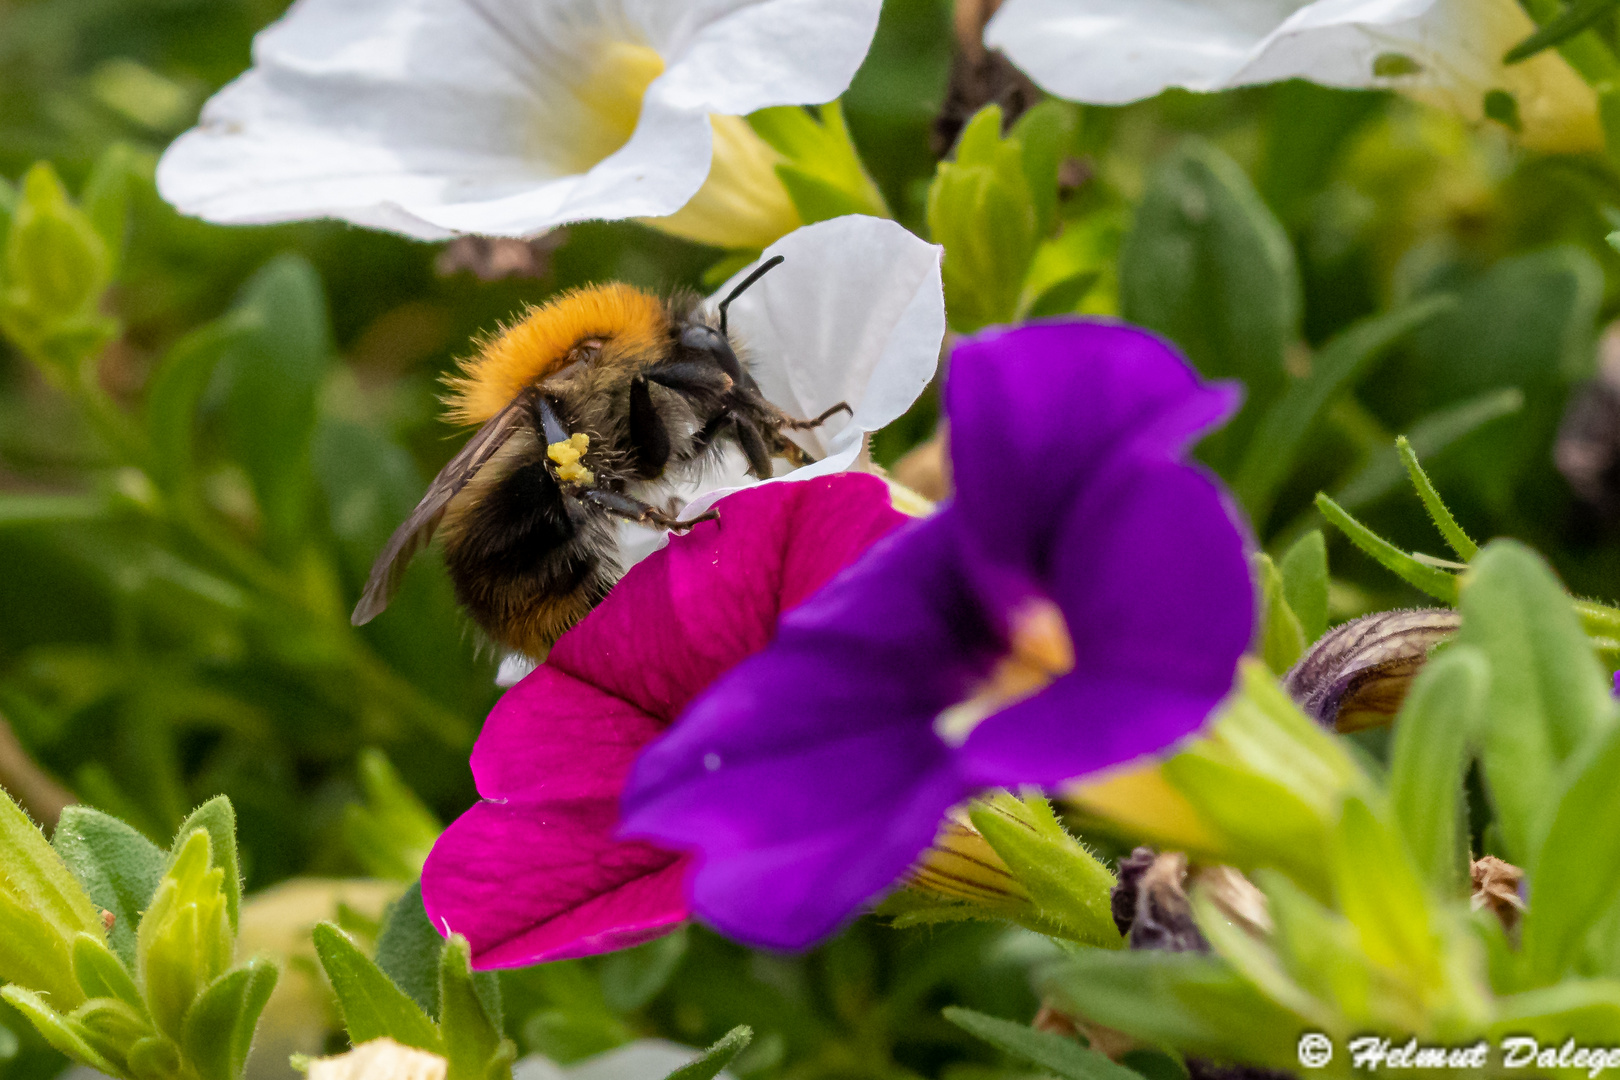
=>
[137,831,235,1041]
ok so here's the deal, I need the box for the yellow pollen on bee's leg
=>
[547,433,595,485]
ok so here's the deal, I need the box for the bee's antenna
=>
[718,255,785,336]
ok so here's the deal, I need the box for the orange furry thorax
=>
[443,283,668,426]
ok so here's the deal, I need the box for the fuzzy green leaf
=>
[1,986,120,1075]
[72,933,146,1014]
[1329,797,1438,980]
[172,797,241,932]
[0,888,83,1005]
[943,1006,1137,1080]
[182,959,279,1080]
[312,922,442,1053]
[1314,494,1459,603]
[439,935,511,1080]
[1397,436,1478,560]
[1457,540,1615,863]
[374,883,445,1019]
[0,786,101,998]
[600,929,689,1014]
[344,751,442,883]
[1387,647,1487,895]
[661,1025,752,1080]
[55,805,168,968]
[970,793,1123,948]
[1255,553,1307,673]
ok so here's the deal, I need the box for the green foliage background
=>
[7,0,1620,1075]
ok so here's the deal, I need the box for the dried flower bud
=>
[1283,608,1460,731]
[1471,854,1527,936]
[1111,848,1206,953]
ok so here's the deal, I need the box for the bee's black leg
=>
[647,362,735,397]
[628,375,671,480]
[580,488,719,532]
[734,417,775,480]
[783,401,853,430]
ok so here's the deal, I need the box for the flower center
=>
[536,42,665,177]
[933,599,1075,747]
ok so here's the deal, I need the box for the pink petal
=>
[422,799,687,966]
[547,471,907,722]
[423,472,905,967]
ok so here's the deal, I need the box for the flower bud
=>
[908,811,1033,910]
[136,831,234,1040]
[1283,608,1460,731]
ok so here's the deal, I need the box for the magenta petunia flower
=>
[619,320,1255,951]
[420,473,907,967]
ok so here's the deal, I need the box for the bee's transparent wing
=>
[351,398,528,626]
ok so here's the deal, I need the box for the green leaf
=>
[1522,719,1620,985]
[1397,436,1477,560]
[748,102,888,222]
[1329,797,1438,980]
[1387,646,1488,895]
[144,316,254,490]
[1314,494,1459,604]
[311,922,442,1053]
[1232,296,1451,524]
[138,831,233,1041]
[54,805,168,968]
[0,492,107,528]
[1022,270,1099,320]
[1037,948,1306,1069]
[79,143,145,271]
[0,1019,16,1063]
[1009,100,1076,236]
[1255,553,1307,674]
[970,793,1124,948]
[1505,0,1620,62]
[217,254,333,552]
[344,750,442,883]
[943,1006,1138,1080]
[181,959,278,1080]
[171,797,241,933]
[1120,139,1300,468]
[661,1025,752,1080]
[126,1033,183,1080]
[439,935,511,1080]
[374,883,445,1019]
[926,105,1040,333]
[0,889,83,1005]
[1456,540,1614,863]
[1,163,111,328]
[72,933,146,1014]
[1332,388,1524,511]
[0,987,120,1074]
[600,928,689,1013]
[1278,531,1329,643]
[0,786,102,961]
[1492,980,1620,1042]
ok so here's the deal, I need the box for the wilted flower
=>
[157,0,882,244]
[421,473,908,966]
[1283,608,1460,731]
[619,320,1255,950]
[985,0,1601,153]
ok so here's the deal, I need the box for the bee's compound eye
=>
[679,323,743,382]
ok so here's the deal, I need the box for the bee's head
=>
[442,283,668,426]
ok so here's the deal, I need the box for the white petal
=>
[649,0,884,115]
[157,0,880,237]
[984,0,1306,104]
[987,0,1599,151]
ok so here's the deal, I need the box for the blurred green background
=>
[6,0,1620,1075]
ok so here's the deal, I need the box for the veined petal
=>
[946,320,1239,585]
[959,458,1252,787]
[621,513,990,949]
[158,0,883,236]
[651,0,884,115]
[986,0,1600,153]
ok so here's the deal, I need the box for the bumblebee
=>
[350,257,846,658]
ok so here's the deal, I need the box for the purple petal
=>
[620,513,991,949]
[547,472,908,722]
[945,320,1240,581]
[960,457,1252,785]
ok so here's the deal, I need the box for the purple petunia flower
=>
[619,320,1255,951]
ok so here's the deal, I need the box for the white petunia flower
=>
[985,0,1601,153]
[156,0,882,243]
[494,213,944,685]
